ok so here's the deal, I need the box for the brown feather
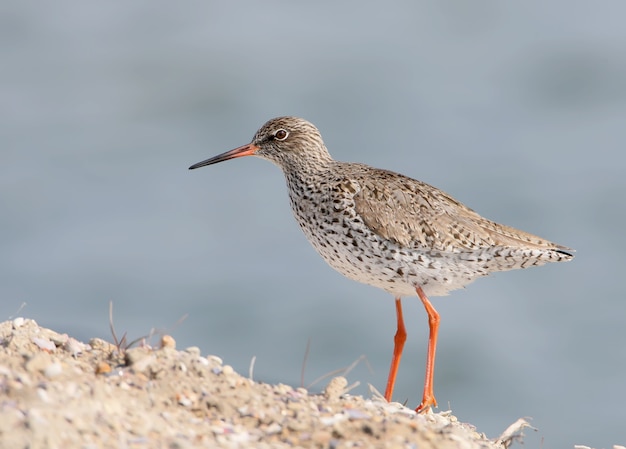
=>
[351,165,572,255]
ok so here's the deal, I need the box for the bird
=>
[189,116,574,413]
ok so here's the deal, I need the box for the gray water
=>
[2,2,625,447]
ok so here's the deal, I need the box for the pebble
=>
[344,408,370,420]
[296,387,308,396]
[64,382,79,398]
[265,423,282,435]
[26,408,48,432]
[95,362,111,375]
[32,337,56,352]
[323,376,348,400]
[287,419,310,432]
[160,334,176,349]
[64,338,87,356]
[125,348,155,372]
[89,338,116,352]
[275,383,293,395]
[49,333,69,346]
[185,346,201,356]
[319,413,347,426]
[44,362,63,378]
[206,355,223,365]
[37,387,51,403]
[177,391,196,407]
[12,317,25,328]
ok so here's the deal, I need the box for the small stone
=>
[95,362,111,375]
[12,317,25,328]
[323,376,348,400]
[26,408,48,432]
[176,390,196,407]
[265,423,282,435]
[64,382,79,398]
[32,337,56,352]
[185,346,201,356]
[89,338,116,352]
[275,383,293,395]
[49,333,69,346]
[206,355,223,365]
[345,408,370,420]
[44,362,63,378]
[64,338,87,356]
[296,387,309,396]
[132,354,157,374]
[160,335,176,349]
[222,365,234,376]
[320,413,347,426]
[125,348,151,367]
[37,387,51,403]
[287,419,310,432]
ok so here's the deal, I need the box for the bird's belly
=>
[297,220,486,298]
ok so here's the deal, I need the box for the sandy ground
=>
[0,318,546,448]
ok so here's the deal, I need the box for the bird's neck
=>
[280,147,333,179]
[281,157,334,195]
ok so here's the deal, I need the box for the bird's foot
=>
[415,395,437,414]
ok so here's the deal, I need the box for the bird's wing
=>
[350,166,568,253]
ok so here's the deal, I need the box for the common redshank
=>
[189,116,574,413]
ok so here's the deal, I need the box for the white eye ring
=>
[274,129,289,141]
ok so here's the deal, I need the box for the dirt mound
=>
[0,318,522,448]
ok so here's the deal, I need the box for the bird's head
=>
[189,116,332,172]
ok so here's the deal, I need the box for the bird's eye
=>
[274,129,289,141]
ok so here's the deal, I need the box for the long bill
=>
[189,143,259,170]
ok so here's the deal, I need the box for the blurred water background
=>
[2,1,625,447]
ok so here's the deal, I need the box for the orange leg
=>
[415,285,440,413]
[384,297,406,402]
